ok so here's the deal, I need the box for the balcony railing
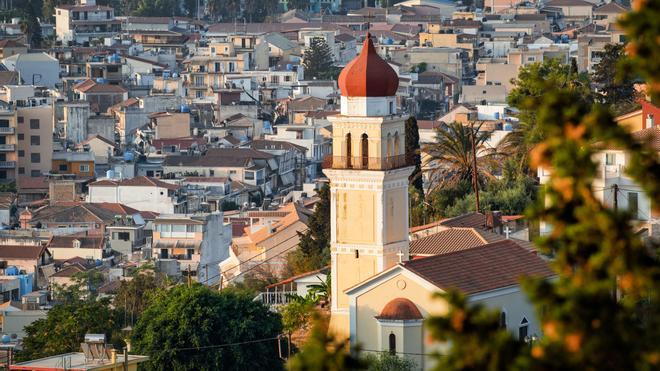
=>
[0,144,14,151]
[322,154,413,171]
[0,161,16,168]
[254,290,297,306]
[0,127,15,134]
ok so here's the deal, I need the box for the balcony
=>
[0,127,15,134]
[0,144,14,151]
[0,161,16,168]
[322,154,414,171]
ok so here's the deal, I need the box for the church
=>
[324,34,554,369]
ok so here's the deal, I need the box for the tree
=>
[405,116,423,195]
[18,298,122,362]
[244,0,278,22]
[113,268,169,329]
[425,17,660,369]
[302,38,336,80]
[286,0,309,10]
[132,285,283,371]
[502,59,592,173]
[592,43,640,115]
[134,0,179,16]
[362,352,417,371]
[422,122,496,194]
[287,315,367,371]
[288,185,330,275]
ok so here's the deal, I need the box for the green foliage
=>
[113,269,169,328]
[286,0,309,10]
[425,12,660,369]
[502,59,592,173]
[51,269,106,304]
[362,352,417,371]
[302,38,337,80]
[132,285,283,371]
[281,299,316,334]
[221,200,239,211]
[405,116,424,195]
[422,122,495,193]
[619,0,660,103]
[426,291,529,370]
[443,176,537,217]
[18,298,122,362]
[592,43,641,116]
[134,0,178,16]
[289,185,330,275]
[287,316,367,371]
[0,182,16,193]
[411,62,427,73]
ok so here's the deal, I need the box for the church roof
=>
[403,240,553,295]
[376,298,423,320]
[338,32,399,97]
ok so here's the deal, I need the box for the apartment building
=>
[54,0,120,44]
[16,104,54,178]
[0,101,17,182]
[152,213,231,285]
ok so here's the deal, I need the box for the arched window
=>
[519,317,529,340]
[386,133,392,158]
[394,132,400,156]
[361,134,369,168]
[345,133,352,168]
[499,312,507,329]
[388,333,396,355]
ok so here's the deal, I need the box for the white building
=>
[87,176,186,214]
[54,0,119,44]
[539,126,660,235]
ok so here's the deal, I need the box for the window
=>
[244,172,254,180]
[18,167,24,174]
[284,75,291,82]
[0,171,5,179]
[388,333,396,355]
[59,164,68,171]
[389,101,394,114]
[18,150,24,157]
[17,134,24,140]
[628,192,639,219]
[270,75,279,84]
[355,249,359,258]
[214,62,221,72]
[229,170,236,174]
[361,133,369,168]
[79,164,90,173]
[114,232,130,241]
[196,90,203,98]
[605,153,615,166]
[30,135,40,145]
[519,317,529,341]
[499,312,507,329]
[30,153,40,163]
[345,133,352,168]
[17,116,23,124]
[211,47,216,54]
[228,62,235,72]
[30,170,40,177]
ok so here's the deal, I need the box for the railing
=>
[0,144,14,151]
[322,154,413,171]
[0,127,15,134]
[0,161,15,169]
[254,290,297,306]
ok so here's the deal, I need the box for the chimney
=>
[19,208,33,229]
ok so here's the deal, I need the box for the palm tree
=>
[422,121,497,194]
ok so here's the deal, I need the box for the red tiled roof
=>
[376,298,423,320]
[48,236,104,249]
[410,227,486,255]
[74,79,127,94]
[17,176,49,190]
[0,245,48,260]
[403,240,553,295]
[440,212,486,229]
[152,137,206,150]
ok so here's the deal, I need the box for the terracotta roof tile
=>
[403,240,553,295]
[0,245,48,260]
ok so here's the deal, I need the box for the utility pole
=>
[470,122,480,214]
[613,184,618,211]
[123,347,128,371]
[187,265,192,288]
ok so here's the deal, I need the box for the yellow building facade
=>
[325,34,413,339]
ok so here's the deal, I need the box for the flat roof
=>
[10,352,148,371]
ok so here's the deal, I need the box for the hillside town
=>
[0,0,656,370]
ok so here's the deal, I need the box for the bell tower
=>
[325,34,412,339]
